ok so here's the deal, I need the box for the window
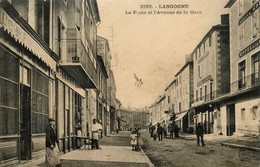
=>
[238,60,246,88]
[241,108,245,121]
[251,106,258,120]
[205,85,207,101]
[179,102,181,112]
[252,10,259,39]
[198,65,201,78]
[252,53,260,83]
[239,0,244,16]
[209,35,212,47]
[20,65,30,87]
[239,24,244,48]
[195,50,197,60]
[199,47,201,57]
[168,96,170,103]
[0,48,19,135]
[203,42,205,53]
[200,88,202,100]
[32,69,49,134]
[210,82,213,100]
[196,90,198,102]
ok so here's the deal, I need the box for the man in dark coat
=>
[173,125,180,139]
[157,123,163,141]
[45,118,60,167]
[196,123,205,146]
[45,118,59,149]
[169,123,174,139]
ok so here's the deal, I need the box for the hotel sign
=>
[239,38,260,57]
[239,0,260,25]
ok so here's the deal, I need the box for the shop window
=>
[0,108,18,135]
[31,69,49,134]
[241,108,245,121]
[238,60,246,89]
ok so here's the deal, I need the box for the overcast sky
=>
[97,0,229,108]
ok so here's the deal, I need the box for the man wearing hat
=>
[45,118,60,166]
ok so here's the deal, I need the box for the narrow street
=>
[141,131,260,167]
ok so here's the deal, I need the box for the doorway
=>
[20,84,31,160]
[227,104,235,136]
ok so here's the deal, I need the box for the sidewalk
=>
[14,131,153,167]
[179,133,260,151]
[60,131,153,167]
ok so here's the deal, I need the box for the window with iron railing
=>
[252,53,259,84]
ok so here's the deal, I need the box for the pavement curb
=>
[180,135,260,152]
[221,143,260,152]
[140,148,154,167]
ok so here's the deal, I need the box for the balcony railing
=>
[60,29,98,88]
[231,72,260,93]
[190,72,260,106]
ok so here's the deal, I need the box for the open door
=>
[227,104,235,136]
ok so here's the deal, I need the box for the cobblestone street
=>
[141,132,260,167]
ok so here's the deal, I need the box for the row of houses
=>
[0,0,121,164]
[149,0,260,137]
[117,108,150,131]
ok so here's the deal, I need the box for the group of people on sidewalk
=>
[44,118,103,167]
[149,123,180,141]
[148,122,206,147]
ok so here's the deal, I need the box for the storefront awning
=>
[175,111,188,121]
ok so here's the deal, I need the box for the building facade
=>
[0,0,119,164]
[223,0,260,136]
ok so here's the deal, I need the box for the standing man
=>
[157,123,163,141]
[163,125,167,139]
[91,119,101,149]
[45,118,61,167]
[169,123,174,139]
[196,123,205,146]
[174,124,180,139]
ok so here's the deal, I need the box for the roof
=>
[175,61,193,77]
[190,25,229,56]
[225,0,236,8]
[165,79,176,91]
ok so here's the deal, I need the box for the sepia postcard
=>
[0,0,259,166]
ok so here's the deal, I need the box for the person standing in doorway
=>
[196,123,205,146]
[45,118,61,167]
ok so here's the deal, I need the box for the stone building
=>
[223,0,260,136]
[190,15,230,134]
